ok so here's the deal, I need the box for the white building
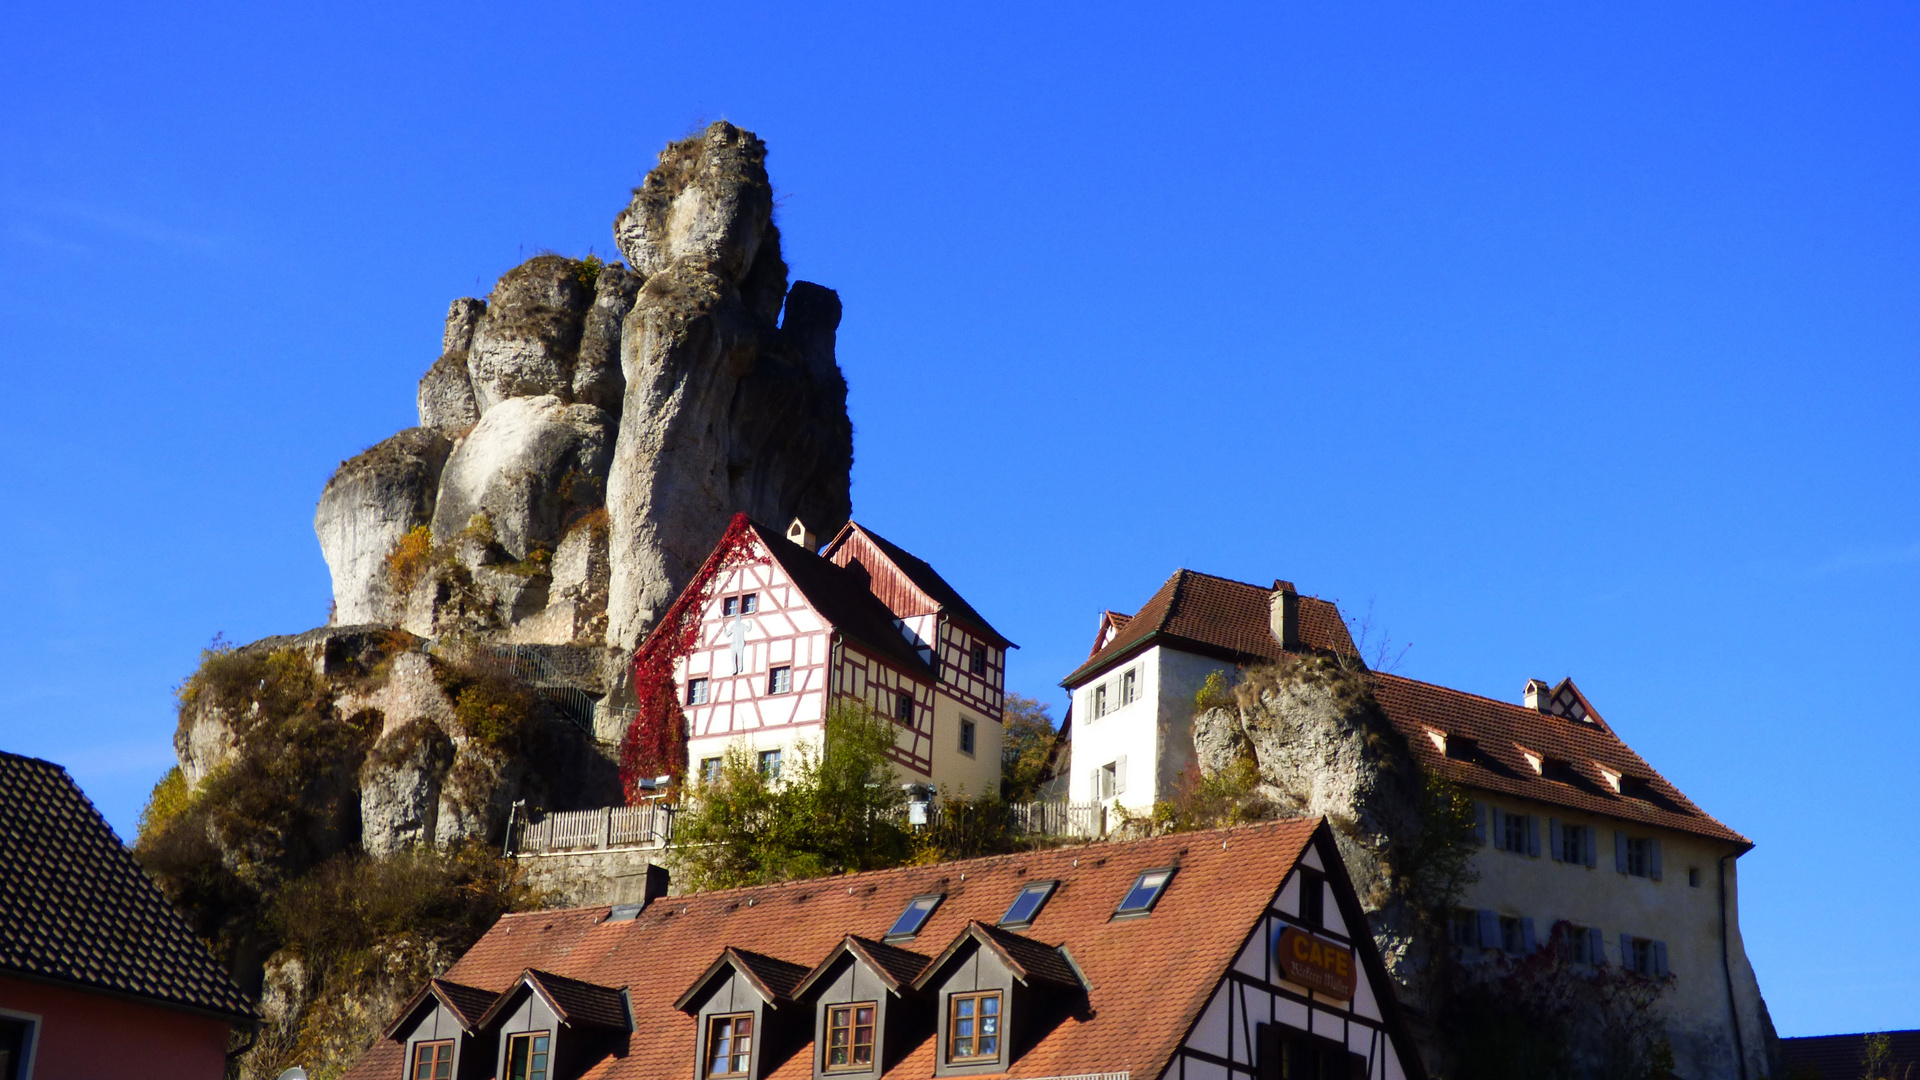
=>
[674,518,1011,796]
[1060,567,1775,1080]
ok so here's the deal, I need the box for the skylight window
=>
[1114,867,1175,917]
[885,894,943,940]
[998,881,1057,928]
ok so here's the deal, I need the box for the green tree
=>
[670,701,911,890]
[999,694,1059,802]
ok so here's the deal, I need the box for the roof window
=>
[884,894,943,941]
[997,881,1057,928]
[1445,736,1478,761]
[1114,867,1175,917]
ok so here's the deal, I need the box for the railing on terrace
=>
[509,800,1111,855]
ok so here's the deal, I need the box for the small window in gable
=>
[1297,869,1325,929]
[970,644,987,674]
[723,597,739,617]
[885,893,943,940]
[411,1041,454,1080]
[1115,866,1175,917]
[706,1014,754,1078]
[998,881,1057,928]
[741,593,759,614]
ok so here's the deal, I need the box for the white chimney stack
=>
[786,518,818,551]
[1269,580,1299,649]
[1523,679,1550,711]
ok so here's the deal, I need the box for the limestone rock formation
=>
[466,256,596,414]
[605,122,854,648]
[359,720,454,856]
[428,395,615,560]
[314,429,452,626]
[418,298,488,432]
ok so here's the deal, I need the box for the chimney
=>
[1523,679,1550,711]
[607,863,671,921]
[786,518,817,551]
[1269,581,1299,649]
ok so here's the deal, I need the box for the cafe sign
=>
[1274,926,1357,1000]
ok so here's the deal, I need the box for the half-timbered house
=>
[343,817,1428,1080]
[1060,568,1776,1080]
[676,519,1012,796]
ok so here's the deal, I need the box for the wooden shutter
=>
[1526,816,1540,857]
[1473,802,1488,845]
[1491,806,1506,850]
[1615,831,1629,873]
[1089,770,1101,800]
[1115,755,1128,795]
[1620,933,1635,972]
[1588,926,1606,965]
[1584,826,1598,868]
[1476,909,1498,949]
[1649,839,1663,882]
[1520,917,1537,954]
[1548,818,1563,862]
[1653,940,1669,978]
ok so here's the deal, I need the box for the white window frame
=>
[0,1008,40,1080]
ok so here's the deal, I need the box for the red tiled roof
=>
[1064,570,1355,686]
[823,523,1013,647]
[343,819,1327,1080]
[1370,673,1750,847]
[1780,1030,1920,1080]
[751,522,933,675]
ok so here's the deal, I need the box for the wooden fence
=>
[509,800,1110,856]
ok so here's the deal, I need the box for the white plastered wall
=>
[1067,645,1235,812]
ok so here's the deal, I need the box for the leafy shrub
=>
[999,695,1058,802]
[574,252,605,290]
[136,766,192,843]
[384,525,436,594]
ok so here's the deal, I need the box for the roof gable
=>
[384,977,498,1038]
[0,751,255,1021]
[1064,570,1355,686]
[674,946,811,1011]
[823,523,1012,647]
[746,522,932,674]
[792,936,931,999]
[909,921,1083,993]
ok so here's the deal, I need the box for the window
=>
[825,1002,876,1071]
[885,893,943,940]
[742,593,759,614]
[1115,866,1174,916]
[1688,866,1701,888]
[769,666,792,694]
[1096,758,1125,800]
[1559,822,1586,864]
[707,1014,754,1078]
[506,1032,551,1080]
[896,692,914,723]
[1567,925,1598,966]
[970,643,987,674]
[1259,1024,1366,1080]
[1120,668,1137,705]
[947,992,1001,1062]
[701,757,723,785]
[1298,871,1325,929]
[1092,684,1108,719]
[959,718,976,756]
[758,749,782,779]
[0,1018,31,1080]
[1498,916,1524,954]
[1622,936,1669,977]
[1446,735,1478,761]
[411,1041,454,1080]
[1626,837,1651,877]
[689,678,709,705]
[999,881,1057,927]
[723,597,739,617]
[1499,811,1532,854]
[1450,909,1479,948]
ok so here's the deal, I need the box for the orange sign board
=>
[1274,926,1357,1000]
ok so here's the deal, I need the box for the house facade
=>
[674,519,1011,797]
[1059,569,1774,1080]
[344,817,1429,1080]
[0,751,256,1080]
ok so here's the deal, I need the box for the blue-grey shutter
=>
[1473,802,1488,845]
[1615,831,1629,873]
[1489,806,1504,849]
[1620,933,1635,972]
[1477,909,1498,949]
[1549,818,1563,862]
[1588,926,1606,966]
[1520,917,1537,954]
[1653,940,1669,978]
[1649,839,1663,881]
[1584,825,1598,868]
[1526,816,1541,857]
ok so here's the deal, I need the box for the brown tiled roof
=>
[384,977,497,1037]
[0,751,254,1021]
[794,936,931,998]
[825,524,1013,647]
[1370,673,1750,847]
[528,969,630,1029]
[344,819,1326,1080]
[1779,1030,1920,1080]
[1064,570,1356,686]
[752,522,933,675]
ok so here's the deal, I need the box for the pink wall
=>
[0,973,235,1080]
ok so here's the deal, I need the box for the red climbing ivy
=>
[620,512,763,802]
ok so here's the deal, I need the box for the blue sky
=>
[2,0,1914,1036]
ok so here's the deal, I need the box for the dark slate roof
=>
[961,922,1082,989]
[384,977,498,1037]
[830,523,1013,647]
[793,936,932,999]
[1064,570,1355,686]
[526,969,629,1029]
[1780,1030,1920,1080]
[753,523,934,675]
[0,751,254,1020]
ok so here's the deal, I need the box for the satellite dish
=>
[276,1069,309,1080]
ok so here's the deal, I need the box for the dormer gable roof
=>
[791,936,931,999]
[909,921,1083,993]
[822,522,1013,648]
[383,977,498,1038]
[476,968,629,1030]
[673,946,811,1011]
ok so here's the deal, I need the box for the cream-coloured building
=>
[674,518,1010,797]
[1060,568,1773,1080]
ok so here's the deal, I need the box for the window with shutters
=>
[1097,759,1124,800]
[1626,937,1658,976]
[1450,909,1479,948]
[1502,812,1528,853]
[1120,668,1138,705]
[1499,917,1523,954]
[1092,684,1108,719]
[410,1040,454,1080]
[1626,837,1651,877]
[1560,822,1586,864]
[1566,925,1598,966]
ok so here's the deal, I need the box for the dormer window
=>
[947,992,1001,1061]
[1446,736,1478,761]
[885,894,943,941]
[410,1042,453,1080]
[506,1032,551,1080]
[998,881,1056,928]
[1115,867,1175,918]
[706,1015,754,1077]
[825,1003,876,1070]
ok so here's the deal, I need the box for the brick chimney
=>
[1269,581,1299,649]
[1523,679,1550,711]
[786,518,818,551]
